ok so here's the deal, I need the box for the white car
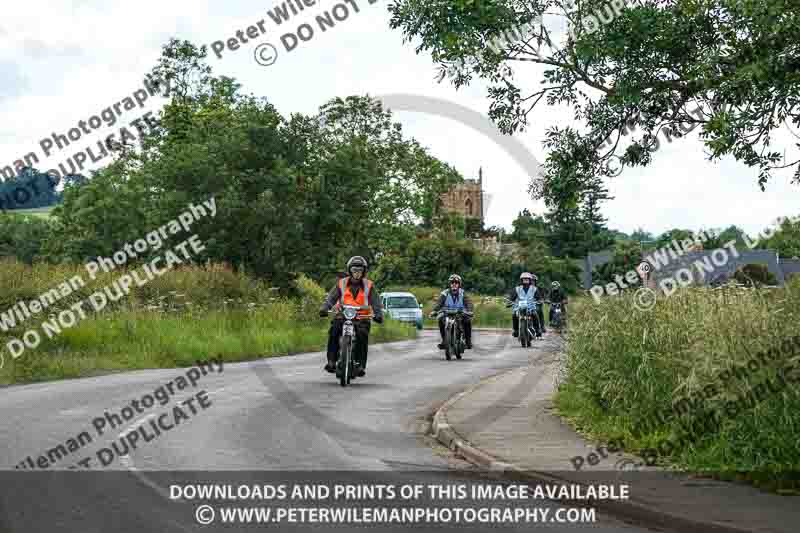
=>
[381,292,424,330]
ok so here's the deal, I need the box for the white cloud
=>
[0,0,797,240]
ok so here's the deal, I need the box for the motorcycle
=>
[548,301,566,331]
[505,297,540,347]
[431,309,472,360]
[330,305,372,387]
[517,303,540,348]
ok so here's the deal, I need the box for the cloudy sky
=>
[1,0,798,238]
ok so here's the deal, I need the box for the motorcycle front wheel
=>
[339,336,352,386]
[445,324,454,361]
[455,324,463,359]
[519,318,528,347]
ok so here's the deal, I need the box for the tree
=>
[464,216,483,237]
[0,213,53,263]
[705,225,749,249]
[631,227,655,243]
[654,229,696,250]
[761,216,800,258]
[42,39,461,289]
[734,263,778,287]
[1,167,62,209]
[388,0,800,201]
[510,209,548,245]
[591,240,644,288]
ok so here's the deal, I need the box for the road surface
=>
[0,330,655,532]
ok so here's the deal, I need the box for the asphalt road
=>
[0,330,656,533]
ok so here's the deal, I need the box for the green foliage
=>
[591,241,643,288]
[630,227,655,243]
[556,280,800,485]
[761,215,800,258]
[654,229,696,251]
[374,235,581,295]
[704,225,749,249]
[464,216,483,238]
[388,0,800,201]
[0,168,61,209]
[0,260,414,385]
[292,273,327,318]
[0,214,54,264]
[36,39,459,289]
[734,263,778,287]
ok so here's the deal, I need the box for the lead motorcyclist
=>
[508,272,544,338]
[431,274,474,350]
[548,281,568,324]
[319,256,383,377]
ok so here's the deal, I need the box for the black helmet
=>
[346,256,368,274]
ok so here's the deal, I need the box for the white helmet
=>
[552,281,560,289]
[520,272,534,282]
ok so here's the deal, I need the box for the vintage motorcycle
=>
[548,301,565,331]
[331,305,371,387]
[517,303,540,348]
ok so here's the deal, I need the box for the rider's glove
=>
[319,309,328,318]
[373,316,383,324]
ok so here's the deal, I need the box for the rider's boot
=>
[325,359,336,373]
[465,338,472,349]
[437,342,446,349]
[354,362,366,377]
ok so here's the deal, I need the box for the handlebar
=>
[430,310,474,317]
[328,306,374,320]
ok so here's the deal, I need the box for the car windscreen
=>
[386,297,418,308]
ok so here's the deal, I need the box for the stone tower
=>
[439,167,485,225]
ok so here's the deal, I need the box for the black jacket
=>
[320,277,383,320]
[549,288,568,304]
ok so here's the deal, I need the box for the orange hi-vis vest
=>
[338,277,372,318]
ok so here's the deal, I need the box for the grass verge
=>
[1,305,415,386]
[555,281,800,492]
[0,265,415,386]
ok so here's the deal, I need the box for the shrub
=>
[292,273,326,318]
[733,263,778,287]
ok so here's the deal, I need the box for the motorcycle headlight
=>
[343,307,357,320]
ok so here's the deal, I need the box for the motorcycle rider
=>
[431,274,474,350]
[548,281,568,324]
[508,272,543,338]
[319,256,383,377]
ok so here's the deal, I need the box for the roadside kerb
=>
[430,367,759,533]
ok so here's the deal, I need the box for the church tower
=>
[438,167,486,226]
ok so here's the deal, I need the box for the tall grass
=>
[557,281,800,490]
[0,263,415,385]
